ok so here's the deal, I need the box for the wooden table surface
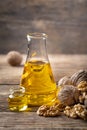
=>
[0,54,87,130]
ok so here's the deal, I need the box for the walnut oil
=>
[8,87,28,111]
[20,60,57,106]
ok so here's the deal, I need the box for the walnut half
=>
[77,81,87,92]
[64,104,87,120]
[37,103,64,117]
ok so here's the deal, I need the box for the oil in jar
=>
[20,60,58,106]
[8,87,28,112]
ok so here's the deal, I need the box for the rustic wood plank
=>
[0,112,87,130]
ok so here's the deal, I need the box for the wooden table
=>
[0,54,87,130]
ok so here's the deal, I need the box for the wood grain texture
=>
[0,0,87,54]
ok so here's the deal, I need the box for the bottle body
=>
[20,33,57,106]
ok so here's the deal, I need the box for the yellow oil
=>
[20,60,58,106]
[8,91,28,111]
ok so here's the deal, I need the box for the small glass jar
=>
[8,86,28,112]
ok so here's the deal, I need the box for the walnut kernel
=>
[64,104,87,120]
[64,106,77,118]
[79,91,87,104]
[77,81,87,92]
[37,103,63,117]
[74,104,87,120]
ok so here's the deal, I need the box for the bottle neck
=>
[26,33,49,62]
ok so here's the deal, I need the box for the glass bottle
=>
[20,33,57,106]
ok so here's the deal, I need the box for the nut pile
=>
[37,70,87,120]
[63,81,87,120]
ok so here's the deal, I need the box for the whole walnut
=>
[70,70,87,86]
[7,51,23,66]
[58,85,79,106]
[58,76,72,87]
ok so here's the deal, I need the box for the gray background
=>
[0,0,87,54]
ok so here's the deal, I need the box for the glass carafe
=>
[20,33,57,106]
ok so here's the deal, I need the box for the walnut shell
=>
[58,76,72,87]
[58,85,79,106]
[70,70,87,86]
[7,51,23,66]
